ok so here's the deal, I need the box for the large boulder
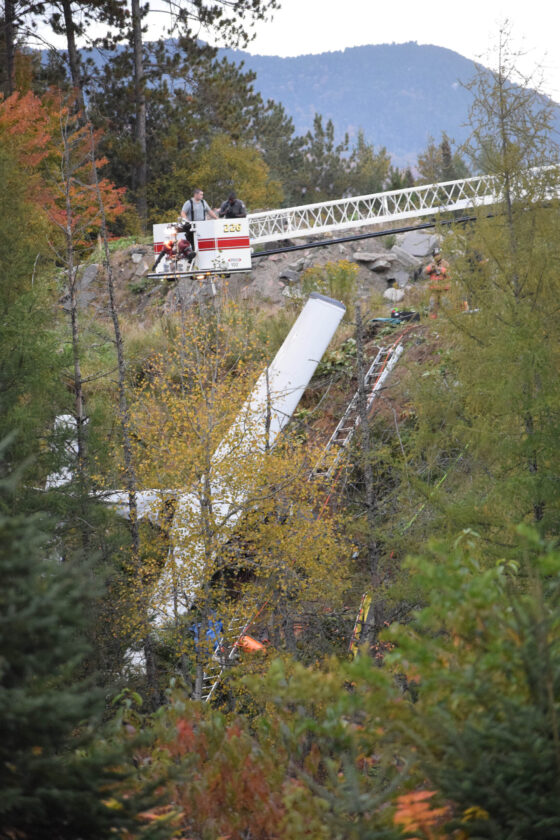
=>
[387,268,412,290]
[60,264,99,311]
[397,230,440,258]
[370,257,394,272]
[390,245,422,270]
[279,268,300,285]
[352,249,397,266]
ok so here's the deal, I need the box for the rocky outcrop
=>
[63,228,441,321]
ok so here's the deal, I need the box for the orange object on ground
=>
[237,634,266,653]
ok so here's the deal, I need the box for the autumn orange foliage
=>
[394,790,455,840]
[161,707,287,840]
[0,90,127,243]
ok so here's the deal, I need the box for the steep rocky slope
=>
[68,227,441,324]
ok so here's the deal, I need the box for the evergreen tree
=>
[416,131,469,183]
[0,448,171,839]
[386,164,415,190]
[296,114,349,202]
[252,98,305,206]
[346,130,391,196]
[89,41,280,220]
[0,134,63,475]
[87,0,277,225]
[403,31,560,555]
[385,529,560,839]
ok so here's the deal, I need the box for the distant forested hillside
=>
[71,39,560,170]
[218,42,560,165]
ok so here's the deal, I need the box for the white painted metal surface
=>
[48,295,345,599]
[103,489,168,526]
[153,166,557,253]
[152,218,251,275]
[213,292,346,463]
[89,294,345,626]
[195,218,251,273]
[153,292,346,621]
[247,173,501,244]
[44,414,80,489]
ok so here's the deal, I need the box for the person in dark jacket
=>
[218,191,247,219]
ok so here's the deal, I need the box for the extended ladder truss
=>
[248,173,501,245]
[201,612,258,702]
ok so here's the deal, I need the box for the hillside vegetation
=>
[0,19,559,840]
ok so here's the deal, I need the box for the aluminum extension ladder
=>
[201,612,257,702]
[311,342,403,482]
[202,342,404,701]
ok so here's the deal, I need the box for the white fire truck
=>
[149,217,252,280]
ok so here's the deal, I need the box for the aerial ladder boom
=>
[247,167,556,245]
[151,173,504,270]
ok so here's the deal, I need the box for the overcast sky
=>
[238,0,560,102]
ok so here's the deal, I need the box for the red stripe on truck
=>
[216,237,251,250]
[197,238,217,251]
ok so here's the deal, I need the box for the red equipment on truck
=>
[149,217,252,281]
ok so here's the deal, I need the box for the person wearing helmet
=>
[424,248,450,318]
[424,248,448,281]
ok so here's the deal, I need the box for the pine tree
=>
[403,31,560,554]
[0,115,64,474]
[87,0,278,225]
[296,114,349,201]
[384,529,560,839]
[0,446,172,839]
[346,130,391,196]
[416,132,469,184]
[252,99,305,206]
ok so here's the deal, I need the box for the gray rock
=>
[370,258,393,272]
[131,251,146,264]
[59,264,101,312]
[165,275,218,312]
[398,230,439,257]
[383,287,405,303]
[364,274,389,295]
[134,257,153,277]
[278,268,300,284]
[77,263,99,288]
[134,260,151,277]
[352,250,394,263]
[391,245,422,269]
[388,268,412,289]
[249,274,285,303]
[288,258,306,271]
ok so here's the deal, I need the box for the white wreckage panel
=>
[47,294,346,625]
[154,292,346,621]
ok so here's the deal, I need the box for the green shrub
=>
[300,260,358,318]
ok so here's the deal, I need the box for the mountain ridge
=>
[72,39,560,169]
[217,42,560,166]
